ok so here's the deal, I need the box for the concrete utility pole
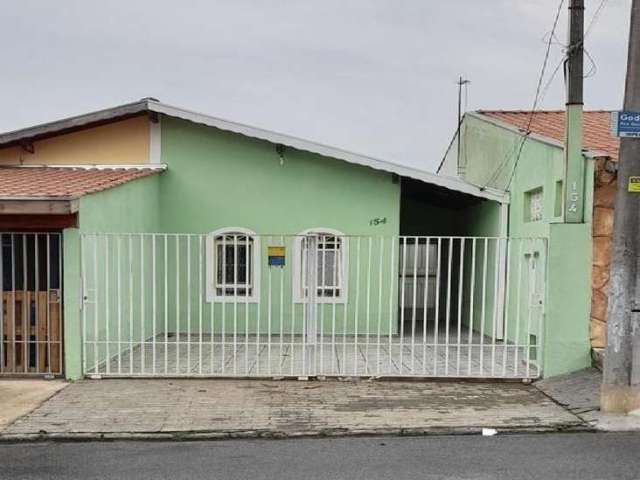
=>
[602,0,640,414]
[564,0,585,223]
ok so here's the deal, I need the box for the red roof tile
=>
[478,110,619,160]
[0,167,162,199]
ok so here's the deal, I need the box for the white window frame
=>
[206,227,260,303]
[293,228,348,304]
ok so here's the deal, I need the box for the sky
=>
[0,0,632,171]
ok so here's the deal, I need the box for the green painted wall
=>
[159,117,400,235]
[65,175,161,378]
[457,201,503,340]
[443,113,595,377]
[62,228,82,380]
[79,174,160,233]
[152,117,401,337]
[544,223,592,376]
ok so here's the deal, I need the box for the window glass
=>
[298,232,345,300]
[214,234,253,296]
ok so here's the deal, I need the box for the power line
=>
[585,0,610,39]
[481,0,566,190]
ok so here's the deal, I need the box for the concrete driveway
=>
[2,378,583,440]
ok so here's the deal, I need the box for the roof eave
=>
[0,98,507,203]
[150,102,508,203]
[0,99,154,148]
[0,198,79,215]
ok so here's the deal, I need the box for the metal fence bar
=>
[467,238,476,376]
[116,236,122,375]
[525,248,534,379]
[153,234,158,375]
[186,235,191,375]
[456,238,465,376]
[410,237,418,374]
[513,240,524,374]
[444,238,453,376]
[479,238,488,376]
[490,239,501,377]
[399,237,406,374]
[76,233,546,380]
[422,238,430,375]
[221,235,226,375]
[353,237,361,376]
[48,235,53,375]
[34,234,39,373]
[176,235,181,375]
[22,234,27,373]
[128,235,134,375]
[433,238,441,376]
[376,236,384,376]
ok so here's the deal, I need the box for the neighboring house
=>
[0,98,561,382]
[439,109,619,370]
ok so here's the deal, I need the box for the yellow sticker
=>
[629,176,640,192]
[268,246,285,257]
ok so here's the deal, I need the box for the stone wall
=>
[590,158,616,348]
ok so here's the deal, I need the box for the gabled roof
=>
[0,98,506,203]
[0,165,164,200]
[477,110,619,160]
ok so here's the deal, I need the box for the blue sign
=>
[611,111,640,138]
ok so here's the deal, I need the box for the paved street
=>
[1,433,640,479]
[2,379,580,440]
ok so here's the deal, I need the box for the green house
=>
[439,109,619,378]
[0,99,560,381]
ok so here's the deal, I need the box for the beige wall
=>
[590,158,616,349]
[0,116,150,165]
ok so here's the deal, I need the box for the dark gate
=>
[1,232,63,376]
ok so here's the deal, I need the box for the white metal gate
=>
[81,234,545,379]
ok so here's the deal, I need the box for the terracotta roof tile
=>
[478,110,619,160]
[0,166,162,199]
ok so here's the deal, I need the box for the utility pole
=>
[456,76,470,175]
[564,0,585,223]
[602,0,640,414]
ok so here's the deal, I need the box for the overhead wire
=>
[480,0,566,190]
[481,0,608,191]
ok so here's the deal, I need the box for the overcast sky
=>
[0,0,632,171]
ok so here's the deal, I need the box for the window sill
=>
[293,298,347,305]
[207,296,260,304]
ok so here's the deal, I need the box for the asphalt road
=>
[1,433,639,480]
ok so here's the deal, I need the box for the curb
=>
[0,423,592,443]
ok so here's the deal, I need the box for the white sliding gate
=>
[81,234,546,379]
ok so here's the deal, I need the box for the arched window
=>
[206,227,260,302]
[293,228,347,303]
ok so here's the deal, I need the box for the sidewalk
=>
[0,380,67,432]
[1,378,583,441]
[535,367,640,431]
